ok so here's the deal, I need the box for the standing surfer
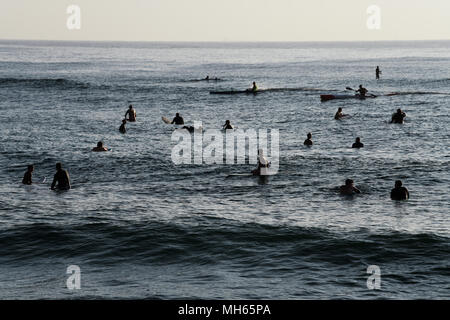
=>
[376,66,382,79]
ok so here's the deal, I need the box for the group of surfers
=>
[22,67,410,199]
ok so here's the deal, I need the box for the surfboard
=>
[162,116,171,124]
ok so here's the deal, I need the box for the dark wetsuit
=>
[352,142,364,148]
[172,116,184,125]
[51,169,71,190]
[22,171,32,185]
[125,109,136,122]
[119,123,126,134]
[391,112,406,124]
[304,139,313,146]
[376,68,381,79]
[391,187,409,200]
[223,124,233,130]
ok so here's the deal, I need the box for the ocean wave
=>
[0,221,447,266]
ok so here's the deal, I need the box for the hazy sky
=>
[1,0,449,41]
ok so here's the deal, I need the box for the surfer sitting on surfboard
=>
[223,120,233,130]
[171,113,184,125]
[391,109,406,124]
[252,149,270,176]
[125,105,136,122]
[22,165,34,185]
[304,133,313,146]
[92,141,108,152]
[51,163,71,191]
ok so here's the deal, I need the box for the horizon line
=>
[1,38,450,44]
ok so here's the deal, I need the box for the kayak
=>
[210,89,259,95]
[320,94,377,101]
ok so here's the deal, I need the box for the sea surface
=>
[0,40,449,299]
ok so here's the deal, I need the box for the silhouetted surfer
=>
[125,105,136,122]
[22,165,34,185]
[92,141,108,152]
[376,66,382,79]
[391,108,406,124]
[51,163,71,190]
[352,137,364,148]
[340,179,361,195]
[390,180,409,200]
[304,132,313,146]
[119,119,127,133]
[356,85,368,98]
[171,113,184,125]
[223,120,233,130]
[247,81,258,92]
[334,107,348,120]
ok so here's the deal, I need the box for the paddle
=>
[346,87,377,98]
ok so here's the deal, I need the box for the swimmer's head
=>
[397,108,402,113]
[225,120,230,124]
[338,107,342,112]
[97,141,103,148]
[345,179,354,186]
[28,165,34,172]
[122,119,127,124]
[355,137,361,142]
[56,163,62,170]
[395,180,402,188]
[176,113,180,117]
[307,132,312,139]
[129,105,133,109]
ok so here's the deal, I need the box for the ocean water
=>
[0,40,449,299]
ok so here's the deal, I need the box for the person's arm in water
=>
[353,186,361,193]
